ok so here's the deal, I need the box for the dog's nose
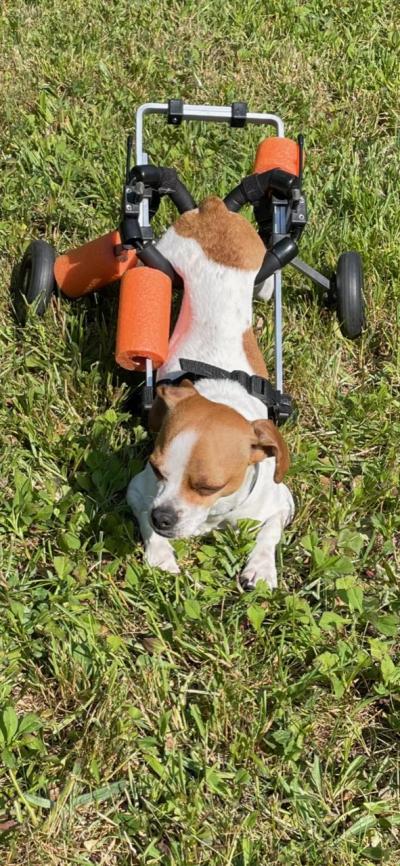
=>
[151,506,178,534]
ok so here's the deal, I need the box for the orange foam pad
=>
[54,230,137,298]
[115,267,172,371]
[253,137,301,176]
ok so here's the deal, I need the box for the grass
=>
[1,0,400,863]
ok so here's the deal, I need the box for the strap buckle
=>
[231,370,280,416]
[249,374,274,402]
[142,384,154,411]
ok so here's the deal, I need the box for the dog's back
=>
[156,197,266,378]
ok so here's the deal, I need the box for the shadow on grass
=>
[7,259,156,563]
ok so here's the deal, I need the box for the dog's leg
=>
[127,468,180,574]
[144,526,181,574]
[238,509,289,591]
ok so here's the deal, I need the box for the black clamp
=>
[291,194,308,232]
[230,101,247,128]
[275,393,293,427]
[142,383,154,411]
[118,179,154,251]
[168,99,184,125]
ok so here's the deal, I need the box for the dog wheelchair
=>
[15,99,365,424]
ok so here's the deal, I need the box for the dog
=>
[127,197,294,590]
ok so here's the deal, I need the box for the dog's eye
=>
[191,483,223,497]
[150,462,165,482]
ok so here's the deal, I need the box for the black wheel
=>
[14,240,56,324]
[333,251,365,339]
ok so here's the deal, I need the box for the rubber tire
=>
[17,240,56,322]
[335,251,365,339]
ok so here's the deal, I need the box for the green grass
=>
[1,0,400,863]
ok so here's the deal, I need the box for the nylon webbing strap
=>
[179,359,278,407]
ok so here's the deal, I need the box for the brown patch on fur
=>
[174,197,265,271]
[152,391,251,505]
[182,402,252,505]
[242,327,268,376]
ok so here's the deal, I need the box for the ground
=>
[0,1,400,864]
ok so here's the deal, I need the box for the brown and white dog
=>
[127,197,294,590]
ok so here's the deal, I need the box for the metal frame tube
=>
[272,204,287,394]
[135,103,285,164]
[145,357,153,391]
[290,256,330,291]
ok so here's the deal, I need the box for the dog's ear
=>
[148,380,196,432]
[156,379,196,407]
[249,419,290,483]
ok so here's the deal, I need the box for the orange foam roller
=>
[54,230,137,298]
[115,267,172,371]
[253,137,302,176]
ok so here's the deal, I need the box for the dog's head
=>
[148,381,289,537]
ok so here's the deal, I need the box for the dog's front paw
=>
[145,538,180,574]
[238,562,277,592]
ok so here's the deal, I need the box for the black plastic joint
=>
[230,101,247,127]
[158,167,179,189]
[168,99,184,125]
[241,173,266,203]
[255,237,299,282]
